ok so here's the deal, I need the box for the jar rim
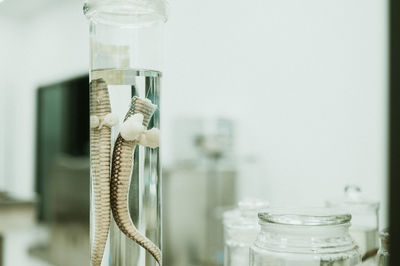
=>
[259,208,351,226]
[84,0,168,26]
[238,198,269,218]
[238,198,269,210]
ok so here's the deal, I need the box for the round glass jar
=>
[250,208,361,266]
[223,199,269,266]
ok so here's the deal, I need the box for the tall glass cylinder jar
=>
[84,1,167,265]
[223,199,269,266]
[250,208,361,266]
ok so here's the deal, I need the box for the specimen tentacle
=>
[90,78,112,266]
[110,96,162,265]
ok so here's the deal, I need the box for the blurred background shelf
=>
[0,195,36,231]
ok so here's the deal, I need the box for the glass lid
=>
[258,207,351,226]
[238,198,269,217]
[326,185,380,213]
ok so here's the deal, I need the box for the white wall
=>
[164,0,388,226]
[0,18,25,195]
[0,19,12,191]
[0,0,388,226]
[0,1,88,199]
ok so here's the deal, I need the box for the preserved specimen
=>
[84,0,167,264]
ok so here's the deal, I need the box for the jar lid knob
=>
[345,185,362,202]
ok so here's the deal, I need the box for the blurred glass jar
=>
[377,228,389,266]
[223,199,269,266]
[326,185,380,256]
[250,208,361,266]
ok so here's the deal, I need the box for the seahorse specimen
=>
[90,78,115,266]
[110,96,162,265]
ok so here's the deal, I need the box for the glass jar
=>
[223,199,269,266]
[326,185,380,257]
[377,228,389,266]
[84,0,167,265]
[250,208,361,266]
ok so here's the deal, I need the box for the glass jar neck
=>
[379,230,389,255]
[256,222,356,254]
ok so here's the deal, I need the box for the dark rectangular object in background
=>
[35,75,89,221]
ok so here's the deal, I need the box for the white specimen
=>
[90,115,100,128]
[99,112,119,129]
[120,113,160,148]
[120,113,146,141]
[138,128,160,148]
